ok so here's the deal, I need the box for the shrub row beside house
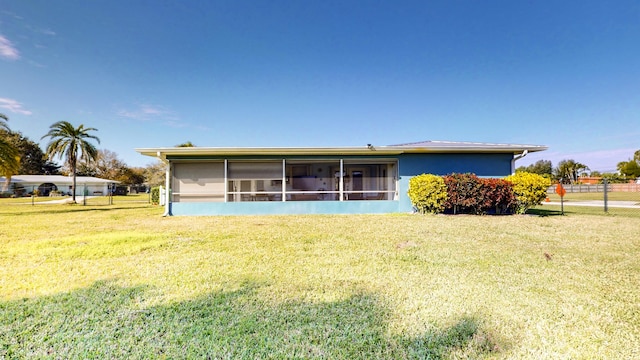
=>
[408,172,551,215]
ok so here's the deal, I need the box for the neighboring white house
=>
[0,175,117,196]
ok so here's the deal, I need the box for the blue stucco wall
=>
[398,153,513,177]
[396,153,514,212]
[169,152,514,215]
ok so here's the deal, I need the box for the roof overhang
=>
[136,141,547,159]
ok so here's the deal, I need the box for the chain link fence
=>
[542,180,640,216]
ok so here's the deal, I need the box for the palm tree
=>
[41,121,100,203]
[554,159,590,184]
[0,113,20,190]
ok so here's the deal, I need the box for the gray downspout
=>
[511,150,528,174]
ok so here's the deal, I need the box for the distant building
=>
[577,176,602,185]
[1,175,117,196]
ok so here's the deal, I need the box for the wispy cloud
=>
[117,104,178,122]
[0,98,32,115]
[23,24,56,36]
[195,124,212,131]
[164,120,188,128]
[0,35,20,60]
[2,11,23,20]
[116,103,193,130]
[41,28,56,36]
[27,59,46,68]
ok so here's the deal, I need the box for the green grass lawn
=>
[546,191,640,202]
[1,200,639,359]
[0,194,152,206]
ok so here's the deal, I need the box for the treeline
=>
[516,151,640,184]
[1,115,165,188]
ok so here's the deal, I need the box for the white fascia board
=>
[135,146,404,158]
[382,144,548,154]
[135,143,547,159]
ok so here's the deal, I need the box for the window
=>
[227,161,283,202]
[285,160,340,201]
[172,162,224,202]
[343,161,397,200]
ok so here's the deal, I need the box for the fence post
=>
[603,178,608,213]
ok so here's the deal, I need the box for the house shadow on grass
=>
[1,205,153,217]
[1,280,504,359]
[526,208,565,217]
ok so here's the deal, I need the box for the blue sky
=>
[1,1,639,171]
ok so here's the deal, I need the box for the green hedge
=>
[150,186,160,205]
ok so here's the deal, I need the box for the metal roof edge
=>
[135,146,404,157]
[135,143,547,158]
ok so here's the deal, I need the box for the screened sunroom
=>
[172,159,398,203]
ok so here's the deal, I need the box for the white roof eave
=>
[135,144,548,158]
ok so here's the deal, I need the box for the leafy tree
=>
[2,130,58,175]
[516,160,552,177]
[42,161,62,175]
[176,141,195,147]
[601,172,628,184]
[143,161,166,187]
[75,149,147,185]
[41,121,100,203]
[0,114,20,189]
[75,149,124,179]
[554,159,590,184]
[74,160,98,177]
[617,150,640,179]
[118,167,145,185]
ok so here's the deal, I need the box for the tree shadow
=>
[1,280,504,359]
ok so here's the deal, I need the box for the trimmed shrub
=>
[480,178,517,214]
[443,173,483,214]
[505,172,552,213]
[443,174,517,215]
[151,186,161,205]
[408,174,448,214]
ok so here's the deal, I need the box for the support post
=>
[339,159,344,201]
[163,162,172,216]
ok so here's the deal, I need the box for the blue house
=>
[136,140,546,216]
